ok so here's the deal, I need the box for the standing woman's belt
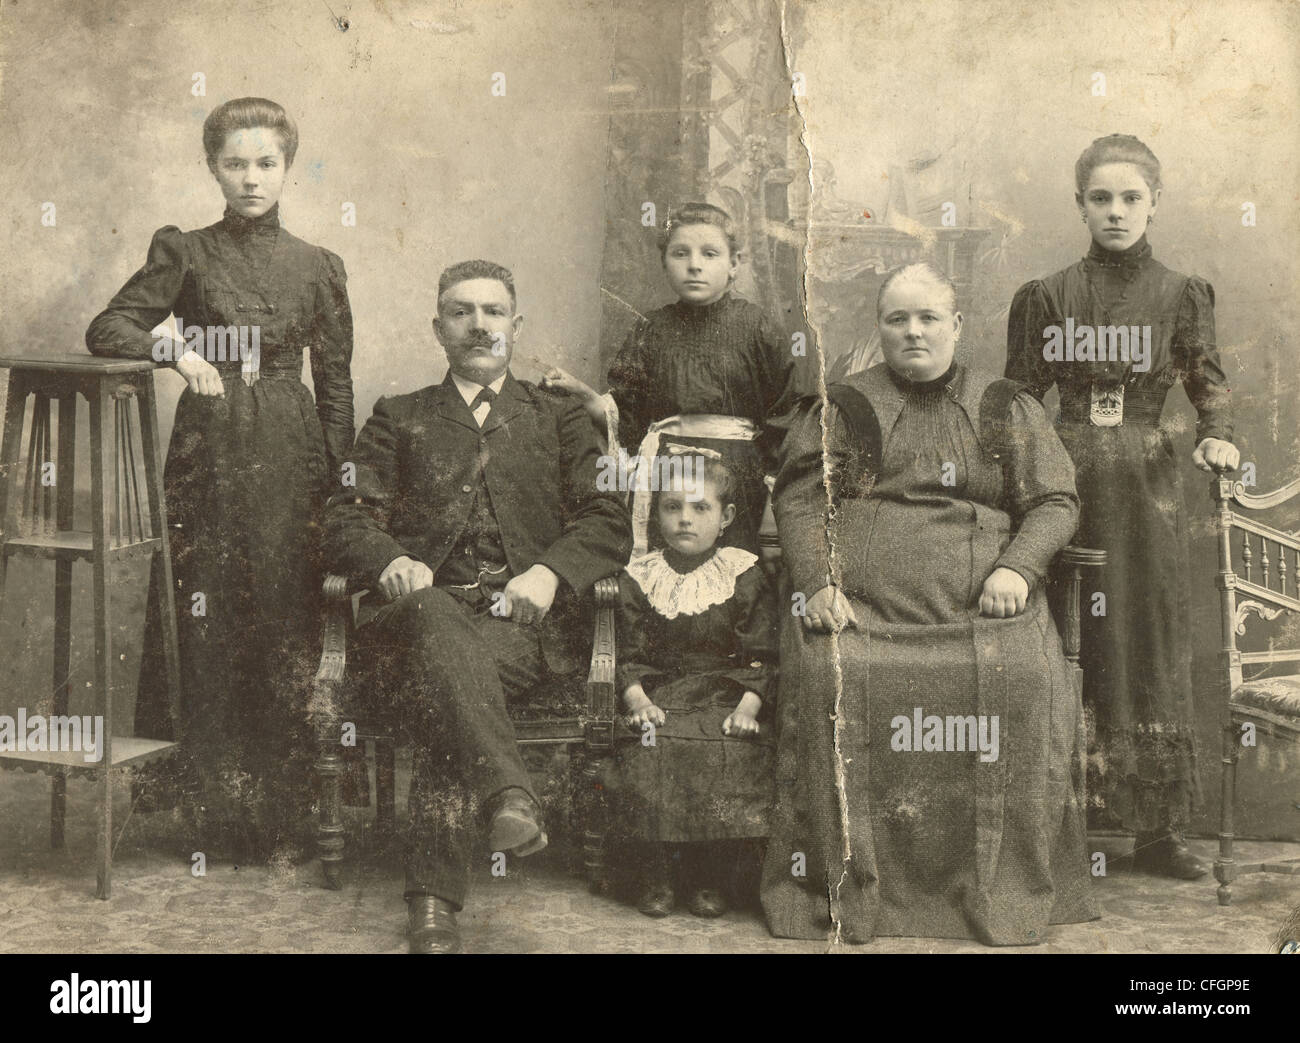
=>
[630,414,757,556]
[1058,385,1167,427]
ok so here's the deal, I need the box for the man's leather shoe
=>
[487,790,547,856]
[1133,831,1208,880]
[637,881,675,918]
[407,896,462,954]
[686,887,728,918]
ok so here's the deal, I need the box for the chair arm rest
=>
[1059,545,1106,570]
[593,574,620,609]
[1056,545,1106,663]
[585,575,620,750]
[310,573,357,734]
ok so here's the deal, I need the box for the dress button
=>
[462,484,473,493]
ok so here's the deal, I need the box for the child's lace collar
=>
[624,546,759,619]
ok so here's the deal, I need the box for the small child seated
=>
[608,452,779,918]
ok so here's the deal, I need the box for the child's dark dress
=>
[609,547,778,841]
[607,293,799,554]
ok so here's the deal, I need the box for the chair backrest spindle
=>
[1213,474,1300,680]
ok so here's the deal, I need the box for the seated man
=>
[323,259,631,954]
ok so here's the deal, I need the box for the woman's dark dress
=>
[608,548,778,842]
[607,293,799,553]
[85,205,354,856]
[1006,236,1233,833]
[762,362,1096,945]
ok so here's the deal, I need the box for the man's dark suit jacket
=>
[323,371,631,670]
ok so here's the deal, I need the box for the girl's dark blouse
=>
[1005,236,1232,444]
[606,292,799,461]
[85,205,355,473]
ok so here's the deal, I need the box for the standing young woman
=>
[1005,134,1238,878]
[86,97,355,860]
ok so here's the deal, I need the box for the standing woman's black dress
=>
[86,204,354,857]
[1006,236,1233,836]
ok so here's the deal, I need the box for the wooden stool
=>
[0,355,182,899]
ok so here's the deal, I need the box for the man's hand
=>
[979,567,1029,618]
[1193,437,1240,474]
[499,564,560,625]
[803,585,859,632]
[723,691,763,738]
[378,555,434,602]
[175,351,225,397]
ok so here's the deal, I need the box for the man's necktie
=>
[470,386,496,412]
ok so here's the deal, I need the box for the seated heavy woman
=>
[761,262,1098,945]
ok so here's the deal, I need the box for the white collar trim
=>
[451,371,508,408]
[624,547,759,619]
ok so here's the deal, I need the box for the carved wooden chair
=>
[310,574,619,892]
[1053,546,1107,699]
[1211,473,1300,905]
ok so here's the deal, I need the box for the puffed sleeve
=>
[1004,280,1059,399]
[615,576,656,698]
[606,318,653,453]
[322,395,415,589]
[772,394,842,600]
[718,564,779,706]
[1173,276,1233,445]
[85,226,187,363]
[993,391,1080,589]
[310,249,356,481]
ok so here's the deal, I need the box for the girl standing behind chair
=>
[1005,134,1238,878]
[85,97,355,861]
[608,453,778,918]
[545,202,800,556]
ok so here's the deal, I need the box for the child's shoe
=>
[636,844,675,917]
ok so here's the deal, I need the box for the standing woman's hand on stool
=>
[175,350,226,397]
[500,564,559,625]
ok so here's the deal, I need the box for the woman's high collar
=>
[887,359,959,395]
[1086,233,1151,269]
[220,203,281,234]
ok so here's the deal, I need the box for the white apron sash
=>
[628,413,757,556]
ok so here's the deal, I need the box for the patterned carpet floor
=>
[2,769,1297,954]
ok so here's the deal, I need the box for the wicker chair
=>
[1210,473,1300,905]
